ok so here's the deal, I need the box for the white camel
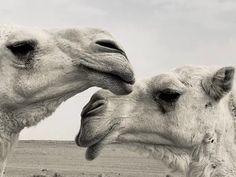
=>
[77,66,236,177]
[0,25,135,177]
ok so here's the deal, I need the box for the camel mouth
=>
[81,132,175,161]
[76,122,108,148]
[76,106,111,149]
[77,49,135,95]
[76,128,107,147]
[81,65,135,95]
[82,64,135,85]
[76,126,112,160]
[76,92,111,152]
[76,96,117,160]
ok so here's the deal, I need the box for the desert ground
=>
[6,141,182,177]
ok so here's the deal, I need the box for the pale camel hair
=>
[77,66,236,177]
[0,25,135,177]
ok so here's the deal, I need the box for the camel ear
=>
[202,66,235,101]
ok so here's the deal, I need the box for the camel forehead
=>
[174,65,213,75]
[0,25,48,45]
[147,73,184,90]
[53,27,115,46]
[0,25,19,42]
[0,25,111,38]
[146,66,216,91]
[172,66,215,86]
[0,25,115,48]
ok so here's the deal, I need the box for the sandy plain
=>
[5,141,182,177]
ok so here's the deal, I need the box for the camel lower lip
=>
[80,64,135,85]
[80,65,134,95]
[85,141,105,160]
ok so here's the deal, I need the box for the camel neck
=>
[188,134,236,176]
[0,111,24,138]
[229,91,236,142]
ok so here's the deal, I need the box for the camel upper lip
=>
[78,50,135,86]
[76,119,115,148]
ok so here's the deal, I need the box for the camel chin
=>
[77,65,236,177]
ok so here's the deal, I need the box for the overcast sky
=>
[0,0,236,140]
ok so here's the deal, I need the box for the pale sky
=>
[0,0,236,140]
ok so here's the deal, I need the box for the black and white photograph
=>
[0,0,236,177]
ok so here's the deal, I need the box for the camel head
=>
[0,25,134,128]
[77,66,236,176]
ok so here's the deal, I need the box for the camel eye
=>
[157,89,181,103]
[7,40,37,61]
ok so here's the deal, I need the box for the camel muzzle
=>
[76,92,109,147]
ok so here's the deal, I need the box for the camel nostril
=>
[81,99,107,118]
[95,40,126,55]
[95,40,119,50]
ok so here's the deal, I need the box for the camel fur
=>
[77,66,236,177]
[0,25,135,176]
